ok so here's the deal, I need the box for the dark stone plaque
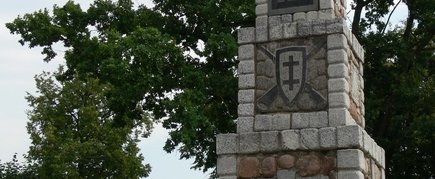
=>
[269,0,319,15]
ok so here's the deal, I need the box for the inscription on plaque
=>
[269,0,319,15]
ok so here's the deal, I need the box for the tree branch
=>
[381,0,402,34]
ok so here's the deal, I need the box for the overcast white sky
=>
[0,0,407,178]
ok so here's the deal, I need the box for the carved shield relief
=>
[256,37,328,113]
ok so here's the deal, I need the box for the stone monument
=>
[216,0,386,178]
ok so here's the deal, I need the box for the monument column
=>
[216,0,385,178]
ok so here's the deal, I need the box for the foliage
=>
[6,0,182,178]
[5,0,434,178]
[0,154,36,179]
[351,0,435,178]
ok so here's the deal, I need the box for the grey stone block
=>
[256,26,269,42]
[309,111,328,128]
[255,114,272,131]
[238,89,255,104]
[328,108,355,126]
[337,125,363,148]
[362,130,371,154]
[238,60,255,74]
[282,14,293,23]
[327,18,347,34]
[256,15,268,27]
[239,74,255,89]
[238,44,255,60]
[380,147,385,168]
[320,0,334,9]
[281,130,300,150]
[329,92,350,108]
[337,149,365,170]
[319,9,335,20]
[277,170,296,179]
[337,170,364,179]
[307,11,319,21]
[269,16,281,26]
[293,12,306,21]
[328,63,349,78]
[319,127,337,149]
[217,155,237,175]
[237,117,254,133]
[298,21,312,37]
[272,113,291,130]
[238,27,255,44]
[292,113,309,129]
[312,21,327,35]
[239,132,260,153]
[261,131,281,152]
[256,4,268,16]
[217,134,238,155]
[328,49,348,65]
[328,78,350,93]
[328,34,348,50]
[270,24,283,40]
[238,103,255,117]
[300,128,320,149]
[284,22,298,38]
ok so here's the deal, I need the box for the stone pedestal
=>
[216,0,385,179]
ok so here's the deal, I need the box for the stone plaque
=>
[256,37,327,113]
[269,0,319,15]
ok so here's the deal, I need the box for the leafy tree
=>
[0,154,36,179]
[24,71,150,178]
[6,0,182,178]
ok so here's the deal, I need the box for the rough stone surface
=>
[238,89,255,103]
[337,149,365,170]
[239,157,261,178]
[329,92,350,108]
[261,157,278,177]
[255,114,272,131]
[337,125,363,148]
[238,103,255,117]
[278,155,296,169]
[256,15,268,27]
[239,132,260,153]
[337,170,364,179]
[256,26,269,42]
[300,128,320,149]
[239,74,255,89]
[293,12,306,21]
[319,9,334,20]
[321,157,337,175]
[217,155,237,175]
[320,0,334,9]
[270,24,283,40]
[328,63,349,78]
[238,27,255,44]
[327,18,346,34]
[312,21,327,35]
[239,44,255,60]
[271,113,291,130]
[328,49,348,65]
[307,11,318,21]
[281,130,300,150]
[319,127,337,149]
[329,108,355,126]
[255,0,267,4]
[238,60,255,75]
[277,170,296,179]
[298,22,312,37]
[217,134,238,155]
[292,113,310,129]
[328,78,349,93]
[282,14,293,23]
[218,176,237,179]
[256,4,268,16]
[284,22,298,38]
[309,111,328,128]
[237,117,254,133]
[296,154,322,177]
[261,131,281,152]
[328,34,348,50]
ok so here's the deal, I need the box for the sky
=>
[0,0,407,178]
